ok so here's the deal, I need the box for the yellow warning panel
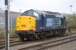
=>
[16,16,36,31]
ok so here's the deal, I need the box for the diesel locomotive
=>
[15,9,66,41]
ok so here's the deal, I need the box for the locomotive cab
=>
[15,10,43,41]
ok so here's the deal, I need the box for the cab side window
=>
[33,12,40,20]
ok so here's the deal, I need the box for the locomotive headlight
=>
[32,28,36,31]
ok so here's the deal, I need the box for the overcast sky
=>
[0,0,76,13]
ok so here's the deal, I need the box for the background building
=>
[0,9,21,37]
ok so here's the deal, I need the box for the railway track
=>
[0,38,23,49]
[0,32,76,50]
[19,33,76,50]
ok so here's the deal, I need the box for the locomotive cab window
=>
[21,10,40,20]
[21,11,33,16]
[33,12,40,20]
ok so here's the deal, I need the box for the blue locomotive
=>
[16,9,66,41]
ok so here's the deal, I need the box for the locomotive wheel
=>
[18,33,25,41]
[38,32,47,39]
[58,29,66,36]
[34,33,40,40]
[52,31,57,36]
[26,34,39,41]
[39,34,46,39]
[27,37,33,41]
[27,35,35,41]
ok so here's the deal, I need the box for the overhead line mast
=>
[5,0,10,50]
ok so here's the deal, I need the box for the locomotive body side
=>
[44,15,66,31]
[43,14,66,36]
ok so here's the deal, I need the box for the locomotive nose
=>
[16,16,36,32]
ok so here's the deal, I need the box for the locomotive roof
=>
[22,9,64,18]
[24,9,61,15]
